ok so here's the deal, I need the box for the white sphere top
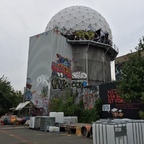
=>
[45,6,112,40]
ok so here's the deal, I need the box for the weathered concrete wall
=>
[72,44,111,84]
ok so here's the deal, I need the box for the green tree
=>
[48,97,64,112]
[0,76,22,116]
[116,37,144,119]
[48,89,77,115]
[116,37,144,102]
[74,99,84,122]
[63,95,76,116]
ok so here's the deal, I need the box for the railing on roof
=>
[53,27,119,54]
[111,41,119,54]
[66,37,119,54]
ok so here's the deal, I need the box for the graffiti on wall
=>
[51,54,88,90]
[51,53,88,108]
[72,71,87,79]
[51,78,87,90]
[30,91,48,115]
[82,85,99,109]
[25,77,33,100]
[25,74,51,115]
[51,78,69,90]
[36,74,51,87]
[51,54,72,79]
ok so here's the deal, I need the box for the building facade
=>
[25,6,118,115]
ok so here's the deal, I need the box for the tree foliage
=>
[116,36,144,102]
[115,36,144,119]
[0,76,23,116]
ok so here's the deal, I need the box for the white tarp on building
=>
[15,101,31,111]
[26,29,73,114]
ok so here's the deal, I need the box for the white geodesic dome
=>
[45,6,113,40]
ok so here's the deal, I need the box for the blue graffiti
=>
[56,54,71,68]
[25,89,32,100]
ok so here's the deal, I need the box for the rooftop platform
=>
[67,39,119,61]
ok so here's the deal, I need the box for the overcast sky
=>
[0,0,143,91]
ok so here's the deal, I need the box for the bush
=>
[48,91,102,123]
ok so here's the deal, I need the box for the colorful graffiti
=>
[25,89,32,100]
[51,54,72,79]
[51,54,88,90]
[31,91,48,112]
[82,85,99,109]
[51,54,71,90]
[25,78,33,100]
[25,74,51,115]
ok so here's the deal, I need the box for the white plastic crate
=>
[29,117,35,129]
[49,112,64,123]
[48,126,60,132]
[93,119,144,144]
[126,120,144,144]
[63,116,78,123]
[92,121,127,144]
[34,116,41,130]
